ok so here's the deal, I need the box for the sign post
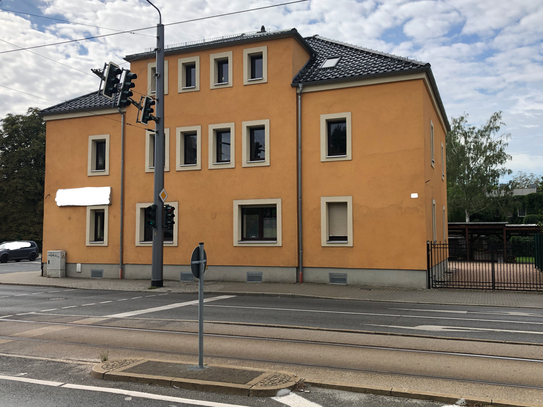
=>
[191,243,207,369]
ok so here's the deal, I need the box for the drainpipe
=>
[297,84,304,283]
[119,109,125,279]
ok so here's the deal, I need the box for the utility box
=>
[47,250,66,278]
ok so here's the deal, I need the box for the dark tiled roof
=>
[293,36,428,84]
[125,28,312,62]
[40,91,117,116]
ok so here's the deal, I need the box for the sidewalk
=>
[1,270,542,308]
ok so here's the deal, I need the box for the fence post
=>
[491,243,496,290]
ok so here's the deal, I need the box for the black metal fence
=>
[427,239,543,291]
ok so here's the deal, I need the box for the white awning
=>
[56,187,111,206]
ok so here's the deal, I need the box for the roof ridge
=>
[311,35,428,66]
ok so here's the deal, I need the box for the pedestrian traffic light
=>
[102,62,122,99]
[117,69,137,108]
[146,204,158,228]
[139,95,156,125]
[164,205,175,228]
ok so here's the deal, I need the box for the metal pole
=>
[198,242,204,368]
[151,20,165,288]
[119,109,125,279]
[297,84,303,283]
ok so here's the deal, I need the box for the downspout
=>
[119,109,125,279]
[297,83,304,283]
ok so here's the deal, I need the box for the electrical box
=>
[47,250,66,278]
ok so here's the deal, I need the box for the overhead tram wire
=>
[0,7,155,37]
[0,0,309,55]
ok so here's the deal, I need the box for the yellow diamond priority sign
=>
[159,189,168,203]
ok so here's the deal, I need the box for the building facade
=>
[41,28,449,288]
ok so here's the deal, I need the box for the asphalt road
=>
[1,285,542,405]
[1,285,542,344]
[0,259,41,274]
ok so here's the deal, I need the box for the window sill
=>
[325,155,347,159]
[89,241,106,245]
[326,240,349,244]
[182,86,196,90]
[237,240,277,245]
[138,241,174,245]
[213,82,229,86]
[91,169,106,173]
[247,77,263,81]
[179,164,198,167]
[212,161,232,165]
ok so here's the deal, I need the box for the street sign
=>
[159,189,168,202]
[191,245,207,278]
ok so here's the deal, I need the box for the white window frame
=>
[243,46,267,85]
[432,199,437,242]
[178,56,200,93]
[145,129,170,172]
[86,205,108,247]
[441,141,445,180]
[87,134,110,176]
[135,202,178,247]
[176,125,201,171]
[430,120,435,168]
[321,196,353,247]
[320,112,352,162]
[233,198,282,247]
[242,119,270,167]
[208,123,235,169]
[148,60,169,95]
[210,51,233,89]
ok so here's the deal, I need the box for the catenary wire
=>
[0,0,308,55]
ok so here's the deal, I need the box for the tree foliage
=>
[446,111,512,222]
[511,171,542,189]
[0,108,46,249]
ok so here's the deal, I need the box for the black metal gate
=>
[427,238,543,291]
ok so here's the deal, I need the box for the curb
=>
[91,359,299,397]
[305,380,541,407]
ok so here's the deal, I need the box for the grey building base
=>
[303,267,427,289]
[428,259,449,284]
[43,264,426,289]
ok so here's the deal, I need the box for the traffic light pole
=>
[150,6,165,287]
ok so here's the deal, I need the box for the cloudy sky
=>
[1,0,541,179]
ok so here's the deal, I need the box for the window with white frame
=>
[178,56,199,93]
[321,196,353,247]
[320,112,352,162]
[243,46,267,85]
[432,199,437,242]
[242,119,270,167]
[86,205,108,246]
[210,51,233,89]
[145,129,170,172]
[233,198,282,247]
[135,202,178,247]
[88,134,110,176]
[430,120,435,168]
[208,123,235,169]
[176,126,201,171]
[147,61,169,95]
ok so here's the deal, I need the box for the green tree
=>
[0,108,46,249]
[511,171,542,189]
[446,111,512,222]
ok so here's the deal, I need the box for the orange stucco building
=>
[41,28,449,288]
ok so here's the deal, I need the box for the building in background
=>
[40,28,449,288]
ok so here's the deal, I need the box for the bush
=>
[524,214,541,224]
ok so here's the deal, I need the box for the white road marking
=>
[106,295,236,318]
[393,308,543,318]
[132,296,142,299]
[62,306,77,309]
[146,295,157,297]
[99,301,113,304]
[14,294,28,297]
[117,299,128,301]
[0,375,250,407]
[81,303,96,306]
[0,315,14,319]
[272,392,322,407]
[40,309,58,312]
[369,324,543,336]
[206,305,543,327]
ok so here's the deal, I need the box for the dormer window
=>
[321,57,340,68]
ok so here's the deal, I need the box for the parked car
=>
[0,241,39,262]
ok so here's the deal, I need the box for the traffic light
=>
[102,62,122,99]
[146,204,158,228]
[139,95,156,125]
[117,69,138,108]
[164,205,175,228]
